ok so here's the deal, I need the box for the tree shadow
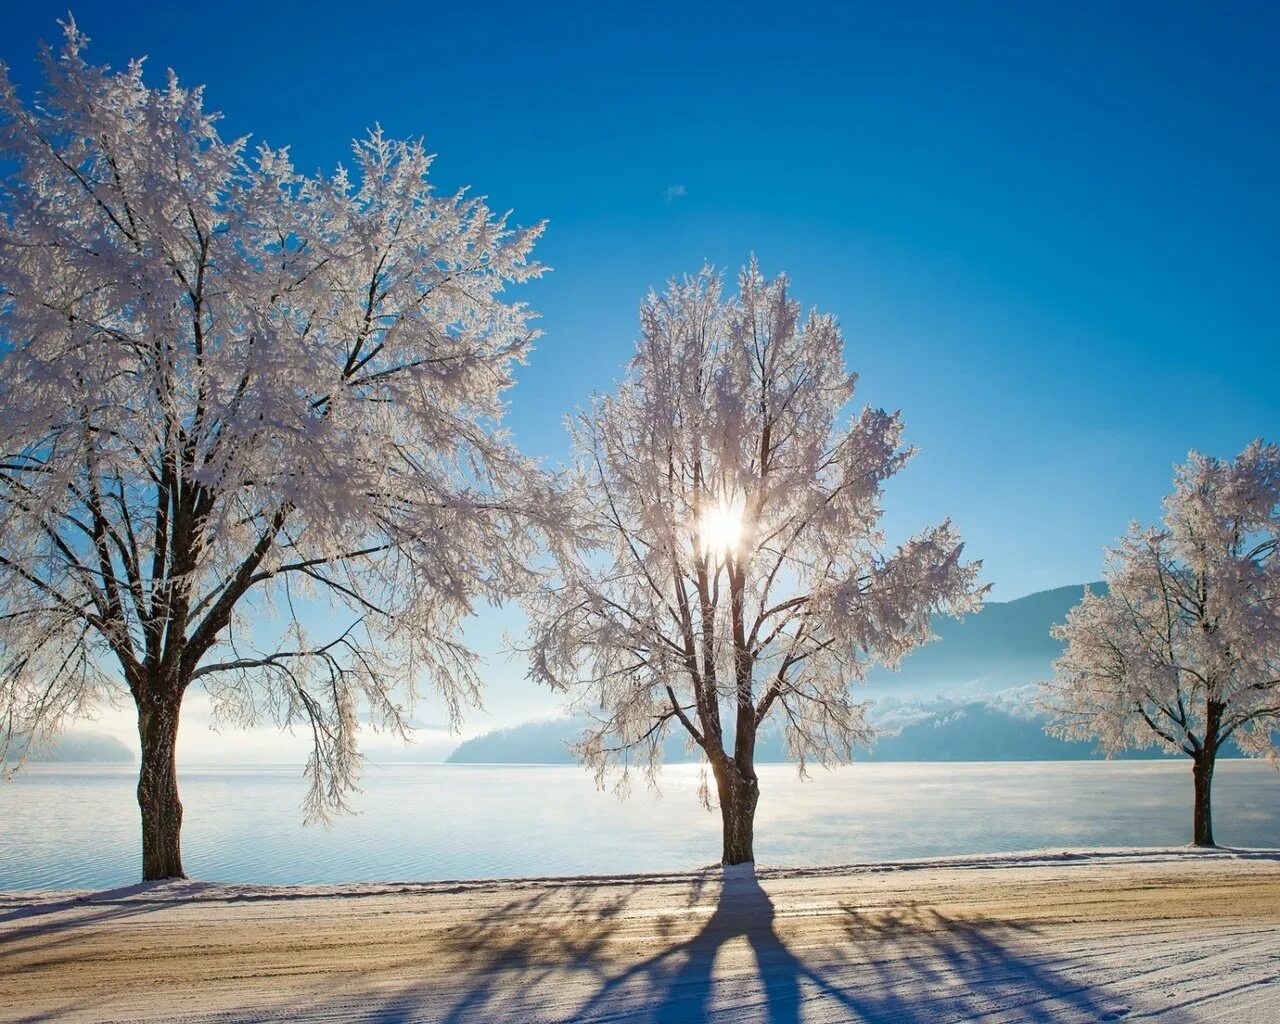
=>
[11,871,1210,1022]
[829,902,1128,1024]
[567,875,1145,1024]
[336,884,641,1024]
[0,881,189,926]
[353,871,1178,1023]
[572,870,809,1023]
[1210,847,1280,861]
[0,881,225,1023]
[0,880,219,962]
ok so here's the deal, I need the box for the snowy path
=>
[2,849,1278,1023]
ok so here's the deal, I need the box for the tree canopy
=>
[0,21,551,825]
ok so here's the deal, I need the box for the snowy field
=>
[2,848,1278,1023]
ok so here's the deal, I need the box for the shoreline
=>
[4,848,1279,1022]
[3,843,1276,901]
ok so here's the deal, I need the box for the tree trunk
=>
[137,698,185,880]
[1192,754,1216,848]
[715,763,759,865]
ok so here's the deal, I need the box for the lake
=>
[2,760,1278,889]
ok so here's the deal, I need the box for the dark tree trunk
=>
[1192,753,1216,848]
[137,697,185,880]
[715,762,759,865]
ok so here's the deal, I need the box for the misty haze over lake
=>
[4,761,1278,890]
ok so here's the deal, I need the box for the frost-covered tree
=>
[1041,441,1280,847]
[0,22,548,879]
[525,262,986,865]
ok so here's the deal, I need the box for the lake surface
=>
[2,761,1278,889]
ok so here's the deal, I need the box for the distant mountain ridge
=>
[863,581,1106,693]
[446,583,1142,765]
[6,730,135,764]
[445,700,1182,764]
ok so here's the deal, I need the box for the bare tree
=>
[525,262,986,865]
[1041,441,1280,846]
[0,22,550,879]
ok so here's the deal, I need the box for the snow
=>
[2,847,1278,1022]
[721,860,758,882]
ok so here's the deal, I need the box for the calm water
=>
[2,761,1278,889]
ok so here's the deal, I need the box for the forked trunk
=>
[715,763,760,865]
[1192,754,1215,848]
[137,698,185,880]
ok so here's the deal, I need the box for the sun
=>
[699,502,744,558]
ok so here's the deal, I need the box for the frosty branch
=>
[1041,440,1280,846]
[524,261,986,864]
[0,21,552,878]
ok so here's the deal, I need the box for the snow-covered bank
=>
[3,849,1278,1023]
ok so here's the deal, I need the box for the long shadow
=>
[0,880,219,957]
[569,875,1134,1024]
[26,870,1212,1023]
[830,903,1128,1024]
[0,881,182,925]
[1213,847,1280,861]
[354,885,639,1024]
[356,871,1177,1023]
[573,871,809,1023]
[0,882,225,1024]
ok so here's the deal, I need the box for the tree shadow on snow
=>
[4,868,1219,1023]
[563,876,1143,1024]
[0,880,217,959]
[356,871,1179,1023]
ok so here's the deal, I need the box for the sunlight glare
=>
[700,502,744,558]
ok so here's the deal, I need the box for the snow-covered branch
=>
[0,21,554,866]
[523,261,985,862]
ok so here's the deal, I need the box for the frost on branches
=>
[1041,441,1280,847]
[524,262,986,865]
[0,22,549,879]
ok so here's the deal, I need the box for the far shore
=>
[3,847,1279,1023]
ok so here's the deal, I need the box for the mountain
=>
[446,701,1190,765]
[448,719,585,764]
[865,701,1175,761]
[445,702,1178,764]
[8,730,135,764]
[863,581,1105,694]
[446,583,1126,765]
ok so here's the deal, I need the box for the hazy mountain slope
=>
[6,730,135,763]
[447,583,1111,764]
[865,702,1171,761]
[446,719,585,765]
[864,582,1105,693]
[443,701,1176,764]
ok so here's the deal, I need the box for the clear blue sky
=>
[2,0,1277,604]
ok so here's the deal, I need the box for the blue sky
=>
[3,0,1276,595]
[2,2,1278,737]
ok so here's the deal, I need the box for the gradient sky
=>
[2,1,1277,743]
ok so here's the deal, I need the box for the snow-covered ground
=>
[2,848,1278,1023]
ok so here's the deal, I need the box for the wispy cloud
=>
[663,183,687,206]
